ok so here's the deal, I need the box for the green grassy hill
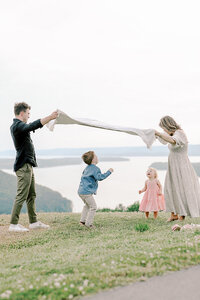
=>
[1,212,200,299]
[0,170,72,214]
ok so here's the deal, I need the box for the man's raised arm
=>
[40,111,58,126]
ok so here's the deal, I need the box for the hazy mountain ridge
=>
[0,157,129,169]
[1,145,199,157]
[151,162,200,177]
[0,170,72,214]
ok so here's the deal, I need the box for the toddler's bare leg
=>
[154,211,158,219]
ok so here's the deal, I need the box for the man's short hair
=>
[14,102,31,116]
[82,151,94,165]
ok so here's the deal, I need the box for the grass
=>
[1,212,200,299]
[134,223,149,232]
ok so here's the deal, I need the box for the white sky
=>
[1,0,200,151]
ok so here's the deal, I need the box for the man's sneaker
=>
[9,224,29,232]
[29,221,50,229]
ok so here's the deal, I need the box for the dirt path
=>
[83,265,200,300]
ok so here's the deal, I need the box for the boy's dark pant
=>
[10,163,37,225]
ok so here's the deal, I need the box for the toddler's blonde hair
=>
[148,167,158,179]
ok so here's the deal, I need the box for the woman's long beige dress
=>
[158,130,200,217]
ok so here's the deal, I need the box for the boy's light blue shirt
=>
[78,164,111,195]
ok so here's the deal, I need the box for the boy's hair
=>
[14,102,31,116]
[149,167,158,178]
[82,151,94,165]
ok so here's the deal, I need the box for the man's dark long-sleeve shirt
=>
[10,118,43,172]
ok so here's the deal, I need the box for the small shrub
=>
[97,208,112,212]
[134,223,149,232]
[126,202,140,212]
[194,230,200,235]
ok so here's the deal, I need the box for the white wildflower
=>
[0,293,9,299]
[78,286,83,291]
[54,282,61,288]
[6,291,12,295]
[43,282,48,286]
[68,295,73,299]
[70,284,74,288]
[139,276,146,281]
[83,280,89,287]
[0,290,12,299]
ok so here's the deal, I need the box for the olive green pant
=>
[10,163,37,225]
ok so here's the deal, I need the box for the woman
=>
[155,116,200,221]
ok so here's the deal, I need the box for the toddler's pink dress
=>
[139,179,165,212]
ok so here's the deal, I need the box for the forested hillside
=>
[0,170,72,214]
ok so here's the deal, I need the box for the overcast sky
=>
[1,0,200,151]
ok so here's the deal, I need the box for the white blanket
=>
[46,110,156,148]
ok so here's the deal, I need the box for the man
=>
[9,102,58,232]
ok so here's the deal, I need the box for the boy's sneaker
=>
[85,224,95,229]
[9,224,29,232]
[29,221,50,229]
[79,221,85,226]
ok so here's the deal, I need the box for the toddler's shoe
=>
[9,224,29,232]
[29,221,50,229]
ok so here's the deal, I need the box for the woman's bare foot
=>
[145,212,149,219]
[167,212,178,222]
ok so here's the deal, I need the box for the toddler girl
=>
[139,167,165,219]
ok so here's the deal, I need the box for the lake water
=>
[4,156,200,212]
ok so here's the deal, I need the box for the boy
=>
[78,151,113,228]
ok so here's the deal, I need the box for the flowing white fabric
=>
[46,110,156,148]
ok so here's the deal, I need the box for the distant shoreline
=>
[150,162,200,177]
[0,157,129,169]
[1,144,200,158]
